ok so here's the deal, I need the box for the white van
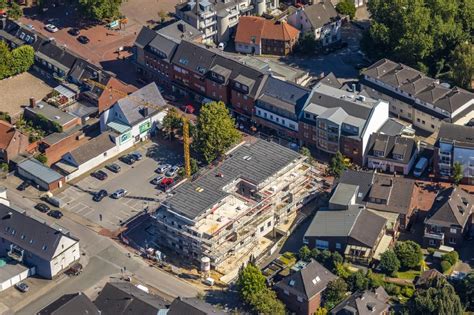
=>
[413,157,428,177]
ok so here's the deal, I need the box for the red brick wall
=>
[230,90,254,117]
[48,178,65,191]
[4,130,29,162]
[43,130,84,166]
[341,136,363,165]
[205,79,229,103]
[62,117,82,131]
[299,121,318,148]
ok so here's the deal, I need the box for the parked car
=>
[45,24,59,32]
[181,104,195,114]
[93,189,108,202]
[218,42,226,50]
[15,282,29,293]
[68,27,80,36]
[160,177,174,189]
[17,181,30,191]
[155,164,171,173]
[130,152,143,161]
[111,189,127,199]
[91,170,108,180]
[120,155,136,165]
[34,203,50,213]
[105,163,121,173]
[151,176,164,185]
[165,166,180,177]
[413,157,428,177]
[77,35,90,44]
[66,262,83,276]
[48,210,63,219]
[44,196,63,208]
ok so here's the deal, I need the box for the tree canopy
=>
[0,43,34,80]
[453,162,463,186]
[362,0,474,89]
[237,263,285,315]
[193,101,241,164]
[335,0,356,19]
[328,151,347,178]
[410,277,463,315]
[457,271,474,310]
[394,241,423,269]
[379,249,401,276]
[78,0,122,21]
[323,278,348,310]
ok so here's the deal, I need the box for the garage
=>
[17,159,65,191]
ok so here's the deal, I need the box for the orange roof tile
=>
[235,16,300,45]
[0,120,16,149]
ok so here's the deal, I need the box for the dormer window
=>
[393,153,404,161]
[373,150,384,157]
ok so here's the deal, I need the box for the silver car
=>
[111,189,128,199]
[165,166,180,177]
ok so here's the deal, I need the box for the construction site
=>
[150,139,320,280]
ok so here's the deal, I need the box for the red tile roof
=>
[235,16,300,45]
[0,120,17,149]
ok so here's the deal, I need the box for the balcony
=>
[424,231,444,240]
[8,244,24,262]
[200,19,217,28]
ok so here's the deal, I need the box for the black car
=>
[35,203,50,213]
[77,35,90,44]
[93,189,108,202]
[91,170,108,180]
[119,155,136,165]
[17,181,30,191]
[105,163,121,173]
[48,210,63,219]
[68,27,80,36]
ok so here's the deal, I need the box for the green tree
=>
[0,0,6,10]
[237,263,267,303]
[0,41,12,80]
[335,0,356,19]
[379,249,401,276]
[323,278,348,310]
[248,287,285,315]
[35,153,48,164]
[0,112,11,123]
[329,151,347,178]
[441,251,459,266]
[452,162,463,186]
[296,32,317,55]
[449,42,473,89]
[440,260,452,273]
[299,146,313,163]
[78,0,121,20]
[10,45,34,74]
[457,271,474,310]
[158,9,167,23]
[190,157,199,175]
[394,241,423,269]
[299,245,312,262]
[410,277,463,315]
[315,307,328,315]
[0,163,8,173]
[193,101,241,164]
[347,270,369,292]
[7,2,23,20]
[162,108,183,138]
[331,252,343,270]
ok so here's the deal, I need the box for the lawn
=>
[396,269,421,280]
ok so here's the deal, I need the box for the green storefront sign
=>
[119,131,132,144]
[139,121,151,134]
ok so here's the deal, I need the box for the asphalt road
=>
[3,188,199,314]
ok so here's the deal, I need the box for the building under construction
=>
[151,139,318,274]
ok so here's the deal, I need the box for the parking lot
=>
[55,141,184,231]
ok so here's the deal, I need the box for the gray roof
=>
[437,123,474,149]
[42,125,83,146]
[305,207,387,248]
[18,159,63,184]
[316,72,343,89]
[377,118,406,136]
[93,282,168,315]
[257,77,310,117]
[362,59,474,114]
[65,100,98,119]
[148,33,179,62]
[25,102,79,127]
[168,297,225,315]
[330,287,390,315]
[238,56,309,84]
[116,83,166,125]
[66,132,116,166]
[135,26,158,48]
[425,187,473,228]
[0,204,76,261]
[366,133,417,165]
[157,21,203,43]
[38,293,100,315]
[329,183,359,209]
[275,260,337,299]
[163,139,302,220]
[300,0,339,29]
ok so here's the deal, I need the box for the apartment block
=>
[150,140,317,273]
[299,83,389,165]
[434,123,474,185]
[361,59,474,133]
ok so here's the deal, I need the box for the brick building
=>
[0,120,28,164]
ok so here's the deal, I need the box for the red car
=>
[160,177,174,189]
[181,104,195,114]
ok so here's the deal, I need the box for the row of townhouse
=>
[134,30,393,165]
[360,59,474,133]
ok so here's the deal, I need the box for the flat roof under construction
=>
[163,139,302,221]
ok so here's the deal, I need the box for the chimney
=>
[29,97,36,108]
[352,83,356,92]
[178,23,186,33]
[142,107,149,117]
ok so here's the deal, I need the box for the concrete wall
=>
[0,266,35,292]
[235,42,260,55]
[361,101,389,156]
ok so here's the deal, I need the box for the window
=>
[267,221,271,227]
[429,239,435,246]
[315,239,329,249]
[335,243,341,249]
[450,228,457,234]
[297,296,303,303]
[449,237,456,244]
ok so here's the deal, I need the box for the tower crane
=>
[84,79,191,177]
